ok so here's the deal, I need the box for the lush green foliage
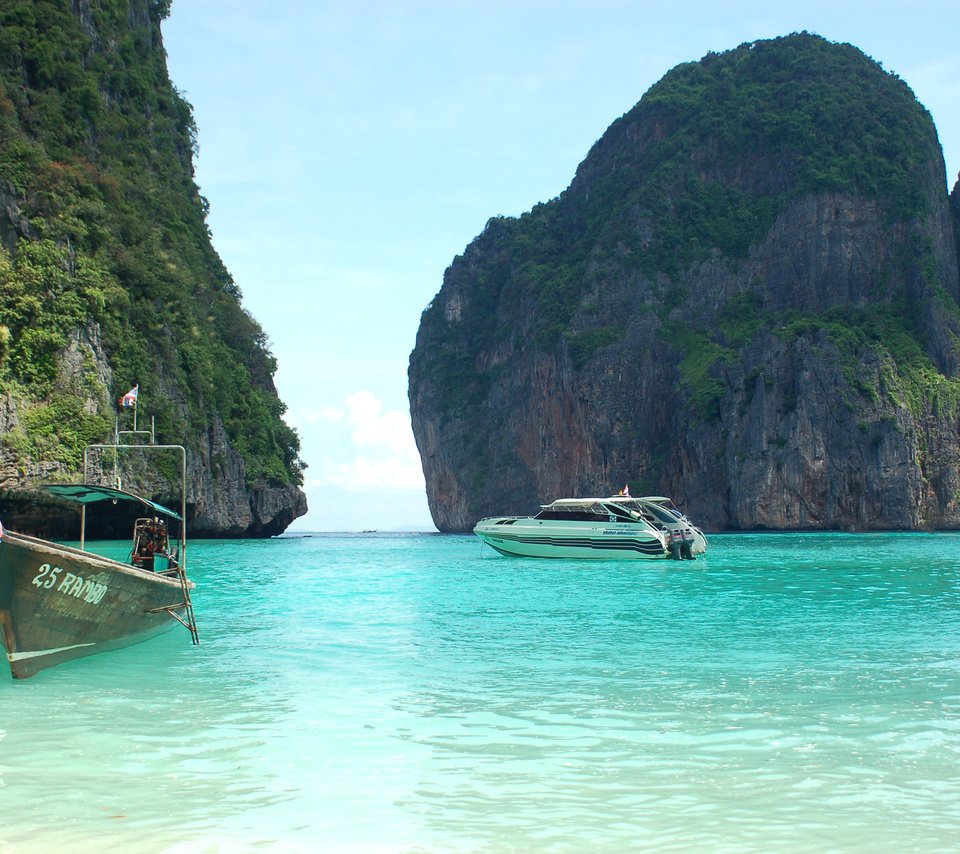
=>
[565,325,624,371]
[582,33,937,287]
[951,180,960,267]
[661,321,733,423]
[4,392,113,470]
[781,304,960,419]
[0,1,302,486]
[669,300,960,423]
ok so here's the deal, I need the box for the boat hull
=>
[0,531,193,679]
[474,518,668,560]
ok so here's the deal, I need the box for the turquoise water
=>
[1,532,959,853]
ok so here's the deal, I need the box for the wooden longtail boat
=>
[0,421,199,679]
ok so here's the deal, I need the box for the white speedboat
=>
[474,494,706,560]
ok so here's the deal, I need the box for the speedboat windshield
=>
[536,499,649,525]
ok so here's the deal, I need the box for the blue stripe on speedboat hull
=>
[477,532,666,559]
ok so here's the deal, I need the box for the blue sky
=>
[160,1,960,532]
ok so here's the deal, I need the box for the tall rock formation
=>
[409,33,960,532]
[0,0,306,536]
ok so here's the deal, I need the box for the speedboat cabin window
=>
[534,509,613,522]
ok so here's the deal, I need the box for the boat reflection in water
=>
[474,494,707,560]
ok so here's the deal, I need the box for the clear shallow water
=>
[1,532,958,853]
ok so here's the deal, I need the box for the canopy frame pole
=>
[83,441,187,571]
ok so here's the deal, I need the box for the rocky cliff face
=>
[0,382,307,540]
[409,34,960,532]
[0,0,306,536]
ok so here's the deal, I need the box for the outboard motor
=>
[668,529,683,560]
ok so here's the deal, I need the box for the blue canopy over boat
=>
[44,484,182,521]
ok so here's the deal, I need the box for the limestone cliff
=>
[409,34,960,532]
[0,0,306,536]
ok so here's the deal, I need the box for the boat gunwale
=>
[2,530,188,589]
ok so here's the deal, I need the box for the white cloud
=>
[313,453,425,492]
[344,390,415,454]
[312,390,426,493]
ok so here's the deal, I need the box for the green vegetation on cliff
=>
[0,0,302,487]
[677,299,960,425]
[951,178,960,266]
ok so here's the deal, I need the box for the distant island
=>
[0,0,306,536]
[409,33,960,533]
